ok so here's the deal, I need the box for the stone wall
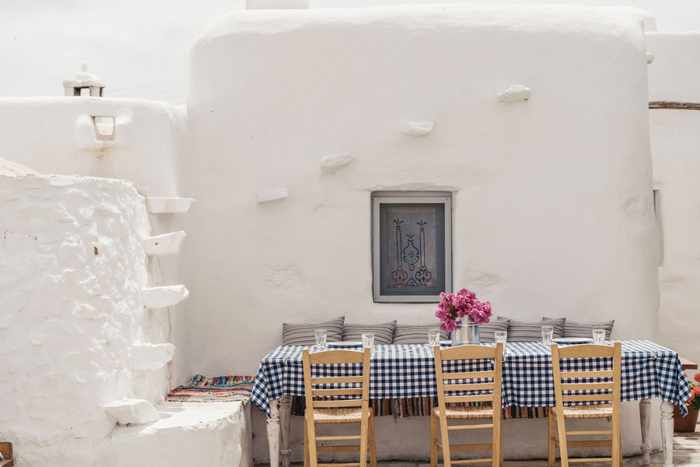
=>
[0,164,153,466]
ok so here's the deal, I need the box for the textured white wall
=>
[0,98,191,385]
[647,32,700,365]
[187,6,659,459]
[0,169,151,466]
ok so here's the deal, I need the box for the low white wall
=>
[105,402,253,467]
[647,32,700,364]
[0,167,153,466]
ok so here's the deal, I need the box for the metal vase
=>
[450,322,480,345]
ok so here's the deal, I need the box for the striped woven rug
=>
[166,375,255,403]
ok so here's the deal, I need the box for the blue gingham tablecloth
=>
[250,340,691,416]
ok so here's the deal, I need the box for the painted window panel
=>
[372,192,452,303]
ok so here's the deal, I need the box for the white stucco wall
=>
[647,32,700,364]
[0,167,151,466]
[0,97,192,385]
[187,6,659,459]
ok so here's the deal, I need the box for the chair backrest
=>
[433,344,503,416]
[302,349,371,413]
[550,343,622,409]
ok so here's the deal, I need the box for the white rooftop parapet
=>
[142,285,190,309]
[130,343,176,371]
[246,0,308,9]
[104,399,160,425]
[143,231,187,256]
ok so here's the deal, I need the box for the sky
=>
[1,0,699,103]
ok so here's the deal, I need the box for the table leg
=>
[267,399,281,467]
[639,399,651,465]
[280,395,293,467]
[660,400,674,467]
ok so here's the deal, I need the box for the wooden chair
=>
[548,342,622,467]
[431,343,503,467]
[0,442,13,467]
[302,348,376,467]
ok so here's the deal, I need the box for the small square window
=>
[372,192,452,302]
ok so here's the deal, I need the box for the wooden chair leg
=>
[439,413,452,467]
[430,414,438,467]
[555,412,569,467]
[547,408,556,467]
[369,416,378,467]
[306,416,318,467]
[613,424,622,467]
[304,417,310,467]
[492,415,501,467]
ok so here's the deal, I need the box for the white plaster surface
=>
[187,5,659,460]
[0,163,152,466]
[130,343,176,371]
[143,231,187,256]
[104,402,252,467]
[0,98,183,197]
[647,32,700,365]
[104,399,160,425]
[142,285,190,309]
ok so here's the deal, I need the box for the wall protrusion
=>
[143,231,187,256]
[130,343,176,371]
[142,285,190,309]
[400,121,434,137]
[497,84,531,103]
[146,197,195,214]
[257,187,289,204]
[104,399,160,425]
[320,153,354,173]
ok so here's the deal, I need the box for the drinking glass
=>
[541,325,554,346]
[494,330,507,345]
[362,333,375,350]
[592,328,607,344]
[428,329,442,347]
[314,328,328,350]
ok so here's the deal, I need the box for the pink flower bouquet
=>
[435,288,492,332]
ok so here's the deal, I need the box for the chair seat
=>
[432,405,494,419]
[553,405,613,419]
[312,407,373,424]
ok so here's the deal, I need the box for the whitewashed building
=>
[0,2,699,467]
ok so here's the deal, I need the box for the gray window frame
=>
[371,191,453,303]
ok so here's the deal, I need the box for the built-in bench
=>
[105,401,252,467]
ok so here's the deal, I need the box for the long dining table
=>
[251,341,691,467]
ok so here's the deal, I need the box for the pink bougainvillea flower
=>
[435,288,492,330]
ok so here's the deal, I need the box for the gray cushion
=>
[542,316,613,339]
[477,320,510,343]
[564,319,614,339]
[343,321,396,344]
[394,324,447,344]
[282,316,344,346]
[497,316,565,342]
